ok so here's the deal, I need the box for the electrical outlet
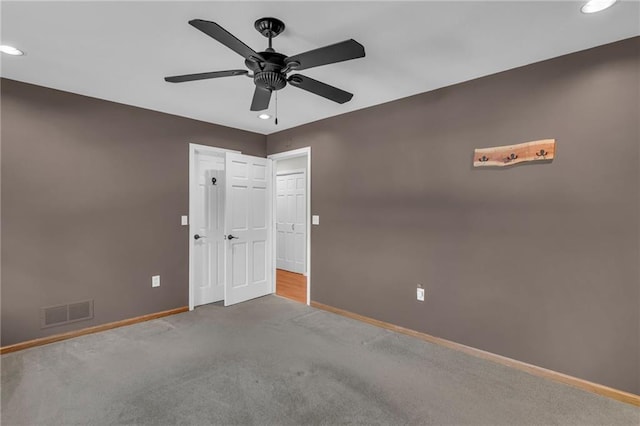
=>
[152,275,160,288]
[416,285,425,302]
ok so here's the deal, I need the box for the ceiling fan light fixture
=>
[581,0,617,14]
[258,113,271,120]
[0,45,24,56]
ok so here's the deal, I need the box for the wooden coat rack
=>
[474,139,556,167]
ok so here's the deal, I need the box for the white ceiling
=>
[1,1,638,135]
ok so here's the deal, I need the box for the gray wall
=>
[1,79,265,346]
[267,37,640,394]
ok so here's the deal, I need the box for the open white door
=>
[224,152,273,306]
[276,171,306,274]
[190,150,226,308]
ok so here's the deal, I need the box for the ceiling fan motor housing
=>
[246,51,288,91]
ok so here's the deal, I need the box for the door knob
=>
[227,235,238,240]
[194,234,206,240]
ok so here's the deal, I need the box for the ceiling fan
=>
[164,17,365,112]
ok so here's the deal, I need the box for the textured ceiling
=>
[1,1,638,134]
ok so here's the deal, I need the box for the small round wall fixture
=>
[258,113,271,120]
[0,45,24,56]
[581,0,617,13]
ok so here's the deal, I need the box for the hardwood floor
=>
[276,269,307,304]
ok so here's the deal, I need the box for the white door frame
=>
[188,143,241,311]
[267,147,311,305]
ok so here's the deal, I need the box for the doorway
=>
[268,148,311,305]
[188,144,274,310]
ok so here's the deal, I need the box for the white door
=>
[191,153,225,307]
[276,171,306,274]
[224,152,273,306]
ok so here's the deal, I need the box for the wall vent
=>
[43,305,68,327]
[41,300,94,329]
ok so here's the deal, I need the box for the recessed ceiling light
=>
[258,113,271,120]
[0,45,24,56]
[581,0,617,14]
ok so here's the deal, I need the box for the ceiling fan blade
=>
[285,39,365,71]
[288,74,353,104]
[250,86,272,111]
[165,69,248,83]
[189,19,263,62]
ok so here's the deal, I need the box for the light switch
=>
[312,215,320,225]
[181,215,188,226]
[152,275,160,288]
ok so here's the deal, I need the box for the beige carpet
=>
[2,295,638,425]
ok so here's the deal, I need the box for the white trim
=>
[188,143,241,311]
[306,149,311,306]
[267,147,312,306]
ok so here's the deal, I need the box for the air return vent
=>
[41,300,94,329]
[43,305,68,327]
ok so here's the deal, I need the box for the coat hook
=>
[479,155,489,162]
[211,177,217,185]
[505,153,518,162]
[536,149,547,157]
